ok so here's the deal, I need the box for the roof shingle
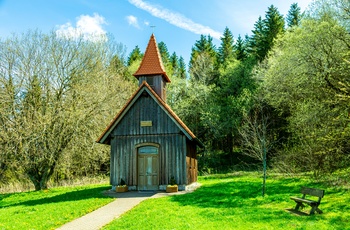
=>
[133,34,171,82]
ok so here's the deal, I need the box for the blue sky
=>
[0,0,313,64]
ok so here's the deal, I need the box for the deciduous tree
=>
[0,30,134,190]
[261,16,350,174]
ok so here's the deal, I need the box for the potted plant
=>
[116,178,128,192]
[166,176,178,193]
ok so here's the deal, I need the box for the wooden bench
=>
[290,187,325,215]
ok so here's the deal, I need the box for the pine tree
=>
[170,52,179,73]
[264,5,285,50]
[169,52,180,78]
[178,56,187,79]
[235,35,247,61]
[286,3,302,28]
[249,16,267,62]
[127,46,143,66]
[158,41,170,66]
[218,27,235,66]
[189,34,217,69]
[249,5,285,62]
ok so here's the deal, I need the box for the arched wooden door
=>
[138,146,159,190]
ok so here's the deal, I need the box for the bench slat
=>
[290,197,318,204]
[301,187,324,198]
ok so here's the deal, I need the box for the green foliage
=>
[261,16,350,174]
[218,27,235,66]
[178,56,187,79]
[0,30,135,190]
[3,1,349,187]
[158,41,170,65]
[0,184,113,229]
[104,173,350,229]
[234,35,248,61]
[264,5,285,45]
[189,51,217,85]
[307,0,350,31]
[169,52,179,72]
[169,52,187,79]
[249,5,285,62]
[167,74,215,140]
[211,61,256,155]
[286,3,302,27]
[189,34,217,76]
[181,25,258,172]
[127,45,143,66]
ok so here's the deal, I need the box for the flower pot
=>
[166,185,178,193]
[116,186,128,193]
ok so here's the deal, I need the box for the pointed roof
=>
[133,34,171,83]
[96,81,203,147]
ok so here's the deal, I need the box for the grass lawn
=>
[104,172,350,230]
[0,184,114,230]
[1,173,349,230]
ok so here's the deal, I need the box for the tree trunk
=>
[262,144,267,197]
[27,163,56,190]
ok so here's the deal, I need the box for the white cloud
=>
[126,15,140,28]
[56,13,107,41]
[128,0,221,40]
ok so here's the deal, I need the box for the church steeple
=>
[133,34,170,101]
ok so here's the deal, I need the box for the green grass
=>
[1,173,349,230]
[104,172,350,230]
[0,184,114,230]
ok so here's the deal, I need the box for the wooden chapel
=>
[97,34,203,191]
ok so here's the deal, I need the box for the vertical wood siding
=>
[113,93,178,136]
[138,75,166,100]
[110,134,187,186]
[109,93,196,187]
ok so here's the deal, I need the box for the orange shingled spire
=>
[133,34,171,82]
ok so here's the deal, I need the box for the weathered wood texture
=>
[290,187,325,215]
[138,75,166,100]
[110,92,197,187]
[186,138,197,184]
[110,134,188,186]
[112,92,177,136]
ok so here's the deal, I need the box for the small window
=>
[146,77,154,86]
[138,146,158,155]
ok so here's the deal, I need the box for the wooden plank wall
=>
[113,92,178,136]
[110,134,187,186]
[109,87,197,187]
[138,75,165,99]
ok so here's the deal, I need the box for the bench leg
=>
[316,207,323,214]
[294,202,305,211]
[310,206,316,215]
[310,204,322,215]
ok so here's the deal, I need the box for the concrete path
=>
[56,186,198,230]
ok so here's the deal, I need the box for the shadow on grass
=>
[285,208,310,216]
[1,186,111,208]
[170,176,322,210]
[165,176,336,228]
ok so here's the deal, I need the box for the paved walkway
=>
[56,185,199,230]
